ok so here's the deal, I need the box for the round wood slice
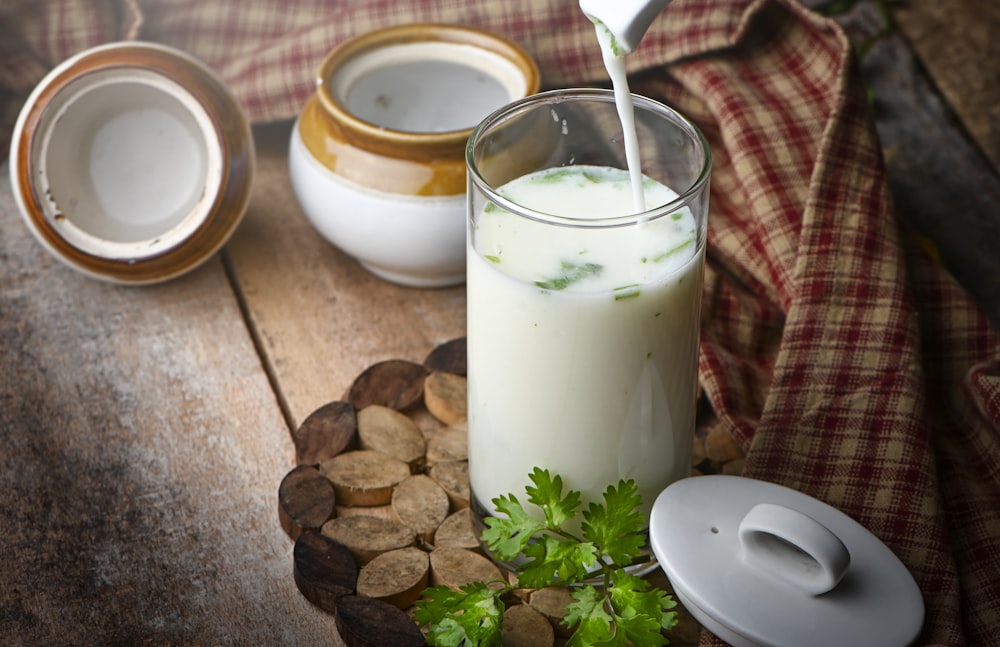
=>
[292,532,359,614]
[428,546,503,590]
[278,464,336,539]
[347,359,428,411]
[428,460,470,510]
[705,422,745,464]
[335,503,395,522]
[425,423,468,465]
[335,594,426,647]
[722,457,746,475]
[501,604,555,647]
[423,337,466,375]
[407,405,448,437]
[319,450,411,506]
[423,371,468,425]
[356,404,426,467]
[293,400,357,465]
[321,515,415,565]
[692,430,707,466]
[528,586,576,638]
[356,547,430,610]
[433,508,481,552]
[391,474,450,543]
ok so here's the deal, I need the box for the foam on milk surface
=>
[477,166,695,291]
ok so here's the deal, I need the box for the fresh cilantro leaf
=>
[565,585,617,646]
[581,480,646,566]
[481,493,547,562]
[418,469,678,647]
[524,467,582,529]
[414,581,507,647]
[612,608,667,647]
[608,570,678,644]
[516,534,598,589]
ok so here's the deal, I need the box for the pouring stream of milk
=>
[594,24,646,212]
[584,0,672,214]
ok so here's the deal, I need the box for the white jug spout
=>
[579,0,672,54]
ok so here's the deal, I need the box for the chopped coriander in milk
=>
[535,260,604,291]
[482,165,697,296]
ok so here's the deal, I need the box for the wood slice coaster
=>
[292,532,358,614]
[335,594,425,647]
[279,464,336,539]
[278,336,711,646]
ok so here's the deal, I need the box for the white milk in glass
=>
[467,165,702,523]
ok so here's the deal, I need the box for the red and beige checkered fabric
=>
[2,1,998,645]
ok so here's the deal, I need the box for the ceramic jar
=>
[289,23,540,287]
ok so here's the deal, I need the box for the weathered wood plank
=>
[0,168,343,644]
[835,1,1000,327]
[893,0,1000,171]
[223,122,467,430]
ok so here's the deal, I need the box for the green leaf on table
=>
[608,570,678,644]
[482,493,547,562]
[516,534,598,589]
[565,584,617,646]
[524,467,582,529]
[581,480,646,566]
[419,468,679,647]
[414,581,507,647]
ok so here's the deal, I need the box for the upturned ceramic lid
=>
[648,475,925,647]
[9,41,254,284]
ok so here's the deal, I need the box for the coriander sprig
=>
[413,468,678,646]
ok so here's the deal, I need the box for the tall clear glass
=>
[465,89,711,532]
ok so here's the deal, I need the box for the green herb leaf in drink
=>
[535,260,604,290]
[530,167,605,185]
[614,284,641,300]
[652,235,695,263]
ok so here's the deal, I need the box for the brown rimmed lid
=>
[8,41,255,284]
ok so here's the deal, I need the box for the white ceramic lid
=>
[648,475,924,647]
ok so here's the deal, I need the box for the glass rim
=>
[466,87,712,229]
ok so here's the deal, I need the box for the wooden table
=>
[1,1,997,644]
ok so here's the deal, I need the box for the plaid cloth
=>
[3,1,998,644]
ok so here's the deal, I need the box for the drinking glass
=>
[466,88,711,533]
